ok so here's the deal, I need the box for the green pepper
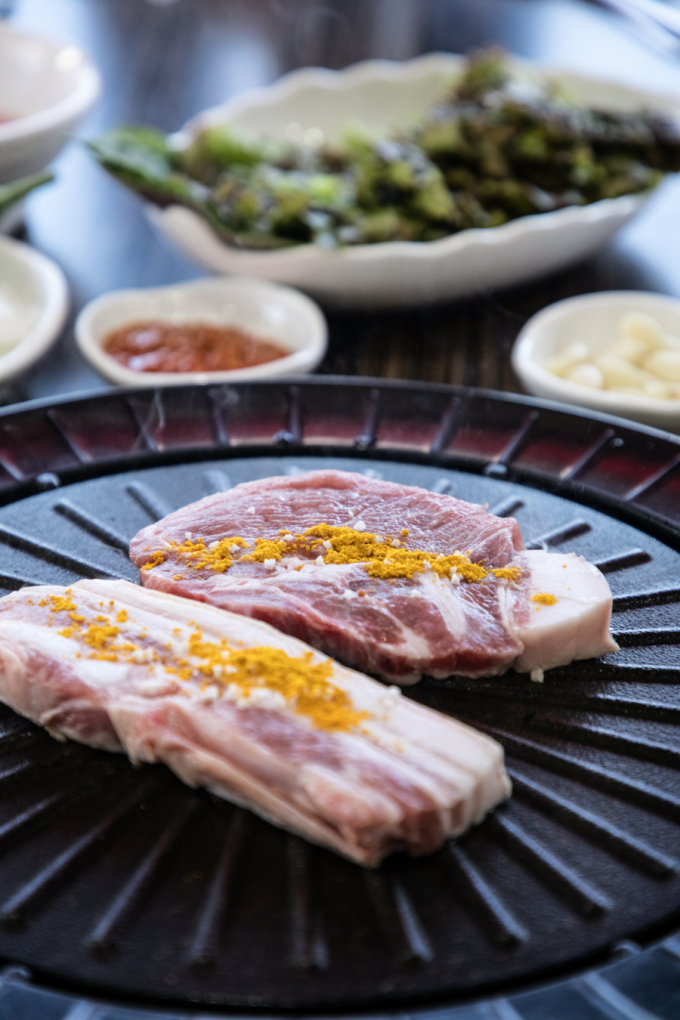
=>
[0,171,54,217]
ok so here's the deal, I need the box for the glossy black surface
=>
[0,381,678,1017]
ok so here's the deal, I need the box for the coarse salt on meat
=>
[130,470,618,683]
[0,579,510,867]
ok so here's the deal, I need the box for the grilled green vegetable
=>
[0,171,54,219]
[89,51,680,250]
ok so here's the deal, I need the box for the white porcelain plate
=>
[75,276,327,388]
[149,54,679,309]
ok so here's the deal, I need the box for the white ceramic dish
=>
[0,235,68,381]
[148,53,678,309]
[0,24,100,184]
[512,291,680,432]
[75,276,328,388]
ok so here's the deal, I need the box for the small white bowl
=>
[512,291,680,432]
[0,24,100,183]
[75,276,328,387]
[0,234,68,381]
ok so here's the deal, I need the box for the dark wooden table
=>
[6,0,680,406]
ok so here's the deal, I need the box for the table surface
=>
[6,0,680,408]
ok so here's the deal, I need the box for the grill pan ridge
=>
[0,381,678,1019]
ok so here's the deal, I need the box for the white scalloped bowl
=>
[0,24,100,185]
[148,54,677,309]
[75,276,327,388]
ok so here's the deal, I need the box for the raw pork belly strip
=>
[130,470,618,683]
[0,580,510,866]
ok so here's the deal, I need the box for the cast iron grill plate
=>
[0,379,679,1016]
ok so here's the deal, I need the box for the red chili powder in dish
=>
[102,321,291,374]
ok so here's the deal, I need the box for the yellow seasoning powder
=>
[492,566,522,582]
[227,523,491,583]
[531,593,558,606]
[44,592,368,734]
[45,592,78,613]
[140,550,165,571]
[143,522,526,589]
[148,536,250,574]
[185,633,369,732]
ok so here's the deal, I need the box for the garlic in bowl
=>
[75,276,327,388]
[512,292,680,432]
[544,313,680,399]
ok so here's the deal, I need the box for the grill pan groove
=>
[0,523,120,580]
[125,482,172,523]
[487,409,540,469]
[87,799,201,955]
[527,718,680,767]
[507,772,676,876]
[525,518,591,548]
[486,812,611,915]
[443,843,527,946]
[0,778,159,924]
[488,495,525,518]
[53,499,132,552]
[593,550,652,573]
[186,809,249,971]
[561,427,616,482]
[479,728,680,820]
[45,410,93,466]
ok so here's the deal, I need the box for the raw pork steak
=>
[130,470,617,683]
[0,580,510,866]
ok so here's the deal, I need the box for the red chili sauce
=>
[102,320,291,374]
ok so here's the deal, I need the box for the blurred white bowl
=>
[75,276,328,388]
[0,24,100,183]
[512,291,680,432]
[0,235,68,381]
[148,53,676,309]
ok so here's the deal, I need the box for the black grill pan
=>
[0,379,679,1019]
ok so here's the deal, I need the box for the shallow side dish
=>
[75,276,327,387]
[512,290,680,433]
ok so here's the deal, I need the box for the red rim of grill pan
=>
[0,378,678,1020]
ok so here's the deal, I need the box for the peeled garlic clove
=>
[602,336,650,365]
[644,379,675,399]
[543,341,589,377]
[609,385,646,395]
[566,362,604,389]
[662,334,680,352]
[620,312,666,350]
[644,348,680,382]
[595,354,655,389]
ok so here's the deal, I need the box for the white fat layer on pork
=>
[416,572,467,642]
[0,578,510,867]
[0,620,131,689]
[511,551,619,673]
[109,707,372,862]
